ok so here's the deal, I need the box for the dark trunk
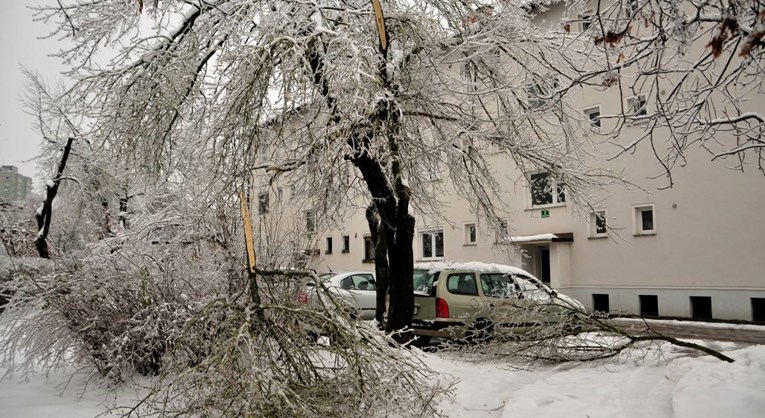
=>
[307,25,416,338]
[366,205,389,325]
[385,210,414,336]
[35,137,75,259]
[351,140,415,340]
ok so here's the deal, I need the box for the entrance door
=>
[538,247,551,284]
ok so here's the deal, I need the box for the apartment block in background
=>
[0,166,33,202]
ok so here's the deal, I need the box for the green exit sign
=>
[541,209,550,218]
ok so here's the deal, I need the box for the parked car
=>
[297,271,378,320]
[412,261,585,342]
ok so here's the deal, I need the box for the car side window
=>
[480,273,513,297]
[352,274,376,291]
[446,273,478,296]
[340,277,354,290]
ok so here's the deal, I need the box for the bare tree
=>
[546,0,765,183]
[29,0,618,338]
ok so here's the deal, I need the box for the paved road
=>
[614,319,765,345]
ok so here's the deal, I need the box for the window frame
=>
[258,192,270,215]
[463,222,477,245]
[446,272,479,296]
[627,94,647,117]
[325,236,333,254]
[592,293,610,313]
[495,218,509,243]
[363,235,375,263]
[690,296,713,320]
[342,235,350,253]
[528,171,566,208]
[306,210,317,234]
[590,209,608,238]
[480,273,518,298]
[578,10,593,32]
[626,0,640,18]
[639,294,659,317]
[524,76,560,110]
[583,105,601,130]
[633,204,656,236]
[419,228,445,260]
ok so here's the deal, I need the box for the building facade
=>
[252,1,765,323]
[0,166,33,202]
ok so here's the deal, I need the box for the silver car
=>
[298,271,378,320]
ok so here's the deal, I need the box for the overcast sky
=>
[0,1,66,187]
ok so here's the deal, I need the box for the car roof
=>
[322,271,375,278]
[414,261,533,277]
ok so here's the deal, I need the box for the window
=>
[341,274,376,291]
[530,172,565,207]
[752,298,765,323]
[460,61,478,91]
[634,205,655,235]
[626,0,640,18]
[590,210,607,237]
[480,273,518,298]
[277,187,283,201]
[363,235,375,263]
[340,276,354,290]
[690,296,712,320]
[420,229,444,259]
[325,237,333,254]
[639,295,659,317]
[584,106,601,129]
[464,222,477,245]
[306,210,317,233]
[258,192,269,214]
[579,10,593,31]
[627,95,647,116]
[495,219,509,243]
[525,77,559,109]
[446,273,479,296]
[342,235,350,253]
[592,294,610,313]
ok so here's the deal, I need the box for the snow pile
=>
[508,233,558,243]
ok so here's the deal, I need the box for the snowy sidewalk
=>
[614,317,765,344]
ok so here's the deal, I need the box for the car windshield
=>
[512,274,554,294]
[413,269,436,296]
[318,272,336,283]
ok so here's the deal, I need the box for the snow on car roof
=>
[414,261,531,277]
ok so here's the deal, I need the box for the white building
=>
[253,1,765,322]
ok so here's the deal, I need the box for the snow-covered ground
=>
[2,339,764,417]
[425,340,765,417]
